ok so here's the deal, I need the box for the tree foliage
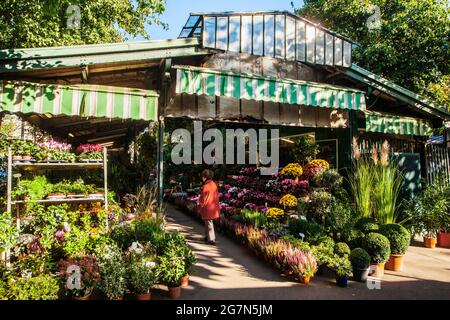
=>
[0,0,166,49]
[294,0,449,108]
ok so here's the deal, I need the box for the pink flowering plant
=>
[58,254,101,297]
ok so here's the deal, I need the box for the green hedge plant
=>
[378,224,411,255]
[355,217,379,234]
[362,233,391,263]
[334,242,351,257]
[349,248,371,269]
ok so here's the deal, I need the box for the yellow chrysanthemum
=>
[266,207,285,219]
[309,159,330,169]
[280,163,303,178]
[279,194,298,209]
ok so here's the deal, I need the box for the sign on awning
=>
[175,65,366,111]
[0,81,158,121]
[365,112,433,136]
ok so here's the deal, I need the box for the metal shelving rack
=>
[6,147,109,229]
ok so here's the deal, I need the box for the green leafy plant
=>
[362,233,391,263]
[280,235,311,253]
[328,255,352,278]
[0,211,17,253]
[7,274,60,300]
[96,246,127,300]
[311,244,334,267]
[349,248,371,269]
[13,176,51,201]
[127,258,158,295]
[233,209,267,229]
[157,250,185,287]
[378,224,411,255]
[334,242,351,257]
[288,218,325,244]
[313,169,343,190]
[404,178,449,237]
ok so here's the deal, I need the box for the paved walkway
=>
[155,204,450,300]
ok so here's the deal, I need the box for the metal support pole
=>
[7,148,12,214]
[103,147,108,228]
[157,58,172,206]
[157,119,165,204]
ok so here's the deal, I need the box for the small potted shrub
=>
[58,255,100,300]
[7,274,60,300]
[328,255,352,287]
[97,250,127,300]
[349,248,371,282]
[379,224,411,271]
[361,233,390,278]
[128,258,158,300]
[158,251,186,299]
[181,247,197,287]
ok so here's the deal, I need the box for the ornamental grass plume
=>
[349,153,374,218]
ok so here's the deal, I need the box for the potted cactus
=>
[349,248,371,282]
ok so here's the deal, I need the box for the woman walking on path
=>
[199,169,220,245]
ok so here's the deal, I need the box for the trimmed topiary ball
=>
[355,217,379,234]
[349,248,371,269]
[378,224,411,255]
[334,242,351,257]
[362,233,391,263]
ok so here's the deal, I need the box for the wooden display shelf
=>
[12,162,103,171]
[12,197,105,205]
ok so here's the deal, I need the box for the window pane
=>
[275,15,285,58]
[241,15,252,53]
[343,41,352,67]
[204,17,216,47]
[315,29,325,64]
[306,24,315,63]
[253,15,264,55]
[264,15,275,57]
[296,21,306,61]
[286,17,296,60]
[334,37,343,66]
[185,16,200,28]
[217,17,228,50]
[325,33,334,65]
[180,28,192,38]
[229,16,240,52]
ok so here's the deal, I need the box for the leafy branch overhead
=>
[0,0,167,49]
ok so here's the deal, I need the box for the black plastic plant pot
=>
[336,276,349,288]
[352,267,369,282]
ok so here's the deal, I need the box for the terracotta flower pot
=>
[299,276,311,285]
[113,297,124,300]
[181,275,189,287]
[168,286,181,299]
[423,236,437,249]
[72,289,93,300]
[137,292,152,300]
[12,155,23,161]
[385,254,405,272]
[437,232,450,248]
[22,155,32,161]
[369,262,385,278]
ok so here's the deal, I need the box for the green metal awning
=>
[365,112,433,136]
[175,65,366,111]
[0,81,158,121]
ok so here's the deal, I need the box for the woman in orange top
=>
[198,169,220,245]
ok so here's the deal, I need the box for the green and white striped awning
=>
[0,81,158,121]
[365,112,433,136]
[175,65,366,111]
